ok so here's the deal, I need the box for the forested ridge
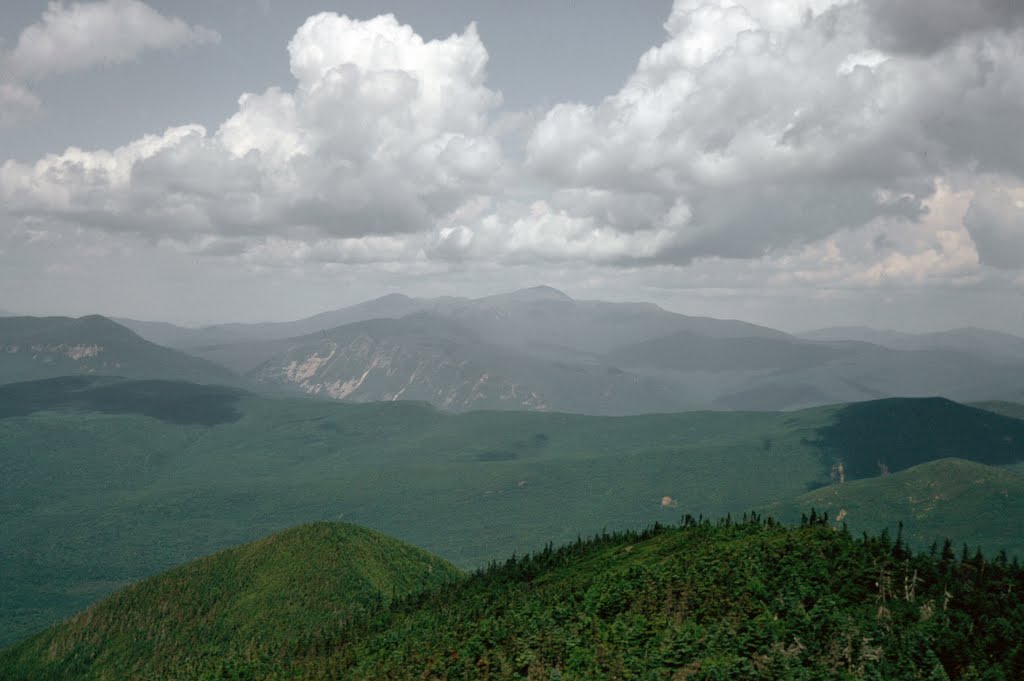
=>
[2,516,1022,680]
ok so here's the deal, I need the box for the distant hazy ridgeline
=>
[116,287,1024,414]
[0,315,241,387]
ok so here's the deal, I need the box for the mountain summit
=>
[480,285,574,303]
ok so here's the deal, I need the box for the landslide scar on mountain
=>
[0,376,243,426]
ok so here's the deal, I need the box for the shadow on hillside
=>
[810,397,1024,480]
[0,376,243,426]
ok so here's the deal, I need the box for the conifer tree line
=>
[2,514,1022,680]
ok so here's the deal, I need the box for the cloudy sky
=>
[2,0,1023,333]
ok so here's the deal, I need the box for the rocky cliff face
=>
[0,315,241,386]
[252,333,549,411]
[5,342,107,362]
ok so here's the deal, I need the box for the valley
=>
[1,375,1022,647]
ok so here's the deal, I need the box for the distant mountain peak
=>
[369,293,414,304]
[499,285,573,302]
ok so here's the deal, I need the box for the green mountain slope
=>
[0,523,460,680]
[3,520,1022,680]
[3,379,1023,647]
[767,459,1024,558]
[810,397,1024,479]
[0,316,241,386]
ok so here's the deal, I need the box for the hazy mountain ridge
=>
[18,290,1024,413]
[0,315,241,386]
[116,293,429,349]
[250,318,1024,414]
[249,313,692,414]
[117,286,787,352]
[116,287,1024,414]
[251,315,550,411]
[801,325,1024,362]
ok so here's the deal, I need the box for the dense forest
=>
[3,516,1022,680]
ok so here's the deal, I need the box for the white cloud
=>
[3,0,219,81]
[0,12,505,261]
[525,0,1024,265]
[1,0,1023,320]
[964,179,1024,269]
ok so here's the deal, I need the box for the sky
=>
[1,0,1023,333]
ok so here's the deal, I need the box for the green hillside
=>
[767,459,1024,558]
[3,519,1022,679]
[810,398,1024,479]
[2,379,1022,646]
[0,523,460,680]
[0,316,241,386]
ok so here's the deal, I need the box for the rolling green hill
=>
[3,519,1021,679]
[2,378,1023,647]
[0,523,460,680]
[767,458,1024,558]
[809,397,1024,479]
[0,316,241,386]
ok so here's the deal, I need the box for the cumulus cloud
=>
[1,0,1023,295]
[0,13,504,257]
[2,0,219,81]
[964,180,1024,269]
[524,0,1024,266]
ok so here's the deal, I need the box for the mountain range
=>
[103,286,1024,414]
[3,288,1024,414]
